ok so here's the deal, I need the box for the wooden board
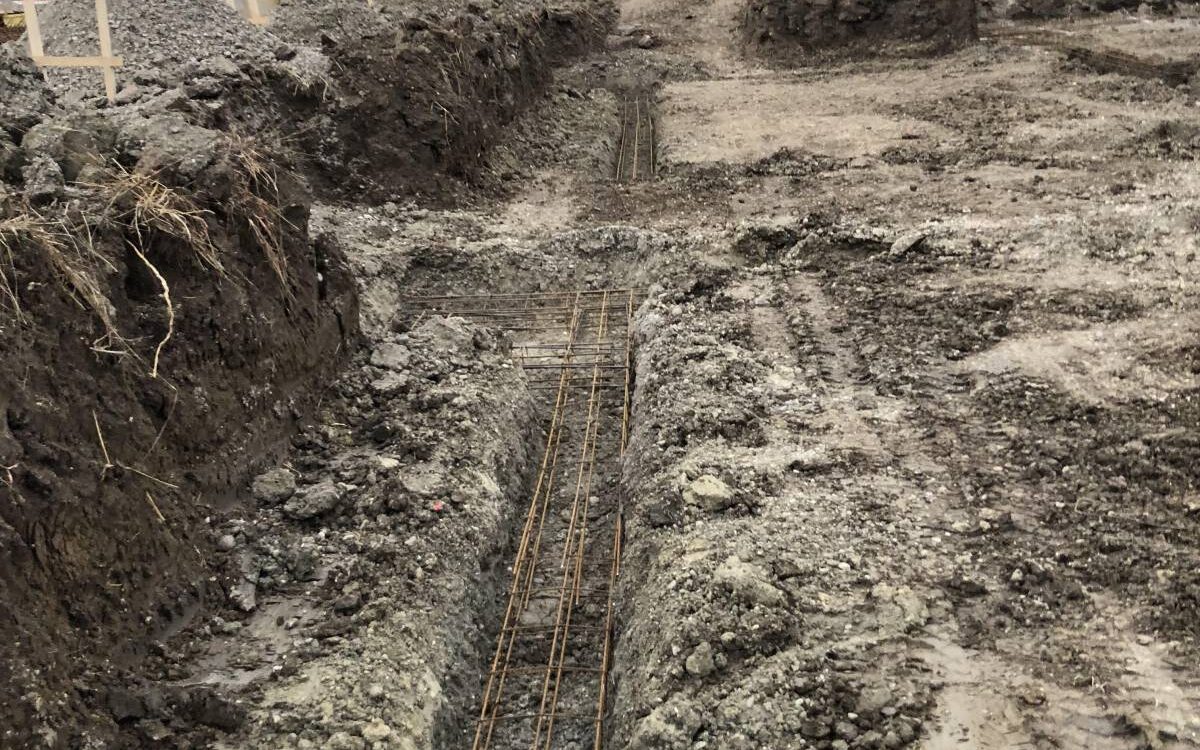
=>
[94,0,116,101]
[32,55,123,67]
[22,0,122,103]
[22,0,43,57]
[245,0,267,25]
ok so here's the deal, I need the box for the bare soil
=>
[742,0,978,58]
[5,0,1200,749]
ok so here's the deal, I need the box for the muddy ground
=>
[3,0,1200,748]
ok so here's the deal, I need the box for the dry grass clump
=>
[1,140,300,377]
[97,166,230,377]
[226,134,292,292]
[90,146,295,373]
[103,165,224,275]
[280,62,334,100]
[0,212,124,351]
[0,222,20,319]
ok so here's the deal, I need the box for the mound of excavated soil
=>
[252,0,615,199]
[22,0,613,203]
[35,0,278,94]
[0,101,357,747]
[0,43,54,129]
[980,0,1174,19]
[742,0,977,57]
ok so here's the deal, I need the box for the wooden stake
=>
[23,0,122,103]
[94,0,116,103]
[22,0,43,58]
[32,55,123,68]
[245,0,267,25]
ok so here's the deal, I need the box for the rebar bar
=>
[406,289,637,750]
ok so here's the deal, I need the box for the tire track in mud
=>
[787,249,1200,750]
[751,267,1200,750]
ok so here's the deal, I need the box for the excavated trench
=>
[31,0,1200,746]
[397,289,641,750]
[376,105,668,744]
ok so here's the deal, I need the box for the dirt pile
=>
[0,68,357,747]
[741,0,977,58]
[252,0,617,198]
[35,0,280,95]
[16,0,616,201]
[609,254,938,750]
[0,44,55,132]
[980,0,1176,19]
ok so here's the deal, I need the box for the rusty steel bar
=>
[407,289,638,750]
[632,99,641,183]
[472,296,583,750]
[532,293,611,750]
[596,291,635,749]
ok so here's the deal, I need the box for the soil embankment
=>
[0,49,358,747]
[741,0,978,58]
[258,0,617,199]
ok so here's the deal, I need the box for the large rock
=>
[252,468,296,504]
[413,316,478,356]
[369,342,412,370]
[684,641,716,677]
[682,474,736,512]
[111,114,220,178]
[714,556,785,607]
[21,119,107,182]
[229,579,257,612]
[21,155,65,205]
[626,696,703,750]
[283,480,343,520]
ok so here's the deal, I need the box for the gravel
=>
[35,0,279,95]
[0,43,55,131]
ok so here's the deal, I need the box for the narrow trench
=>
[400,290,640,750]
[615,92,657,183]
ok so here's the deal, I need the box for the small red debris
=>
[432,501,445,512]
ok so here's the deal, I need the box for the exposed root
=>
[94,409,179,487]
[0,229,21,321]
[94,166,221,374]
[124,466,179,490]
[127,242,175,380]
[1,464,16,489]
[145,492,166,523]
[93,410,115,481]
[137,390,179,464]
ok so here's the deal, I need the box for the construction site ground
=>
[3,0,1200,748]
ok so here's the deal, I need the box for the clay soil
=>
[5,1,1200,749]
